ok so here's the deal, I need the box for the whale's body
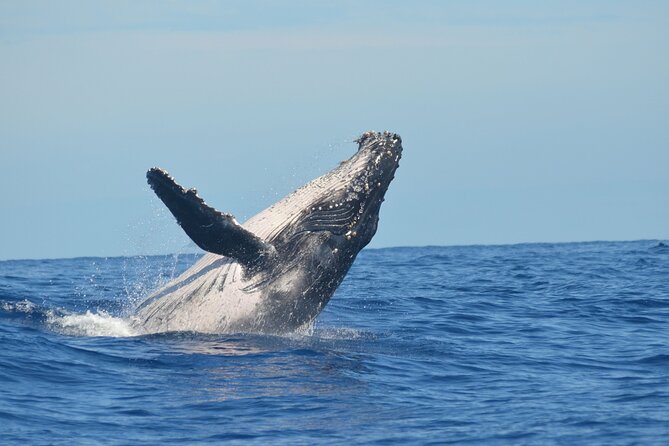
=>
[133,131,402,334]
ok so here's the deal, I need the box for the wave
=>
[1,299,138,338]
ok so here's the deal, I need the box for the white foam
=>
[47,310,139,338]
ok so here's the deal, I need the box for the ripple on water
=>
[1,241,669,444]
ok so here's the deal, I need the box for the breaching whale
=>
[133,131,402,334]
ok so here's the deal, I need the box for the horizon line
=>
[1,238,666,263]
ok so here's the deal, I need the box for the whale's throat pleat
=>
[146,168,276,269]
[294,201,357,236]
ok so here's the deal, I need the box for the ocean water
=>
[1,240,668,445]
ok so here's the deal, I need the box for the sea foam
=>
[47,310,139,338]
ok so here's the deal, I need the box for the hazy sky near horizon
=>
[1,1,668,260]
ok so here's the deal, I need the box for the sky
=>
[1,1,667,260]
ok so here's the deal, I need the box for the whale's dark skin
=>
[133,131,402,334]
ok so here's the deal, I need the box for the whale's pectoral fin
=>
[147,168,276,269]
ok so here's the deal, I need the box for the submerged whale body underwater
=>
[133,131,403,334]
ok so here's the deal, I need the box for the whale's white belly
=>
[134,253,264,334]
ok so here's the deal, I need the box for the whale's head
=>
[273,131,402,269]
[337,130,403,248]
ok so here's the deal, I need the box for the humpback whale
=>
[133,131,402,334]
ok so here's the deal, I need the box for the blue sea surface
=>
[1,241,668,445]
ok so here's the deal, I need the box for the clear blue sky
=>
[1,1,667,260]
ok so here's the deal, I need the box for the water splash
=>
[46,310,138,337]
[1,299,37,314]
